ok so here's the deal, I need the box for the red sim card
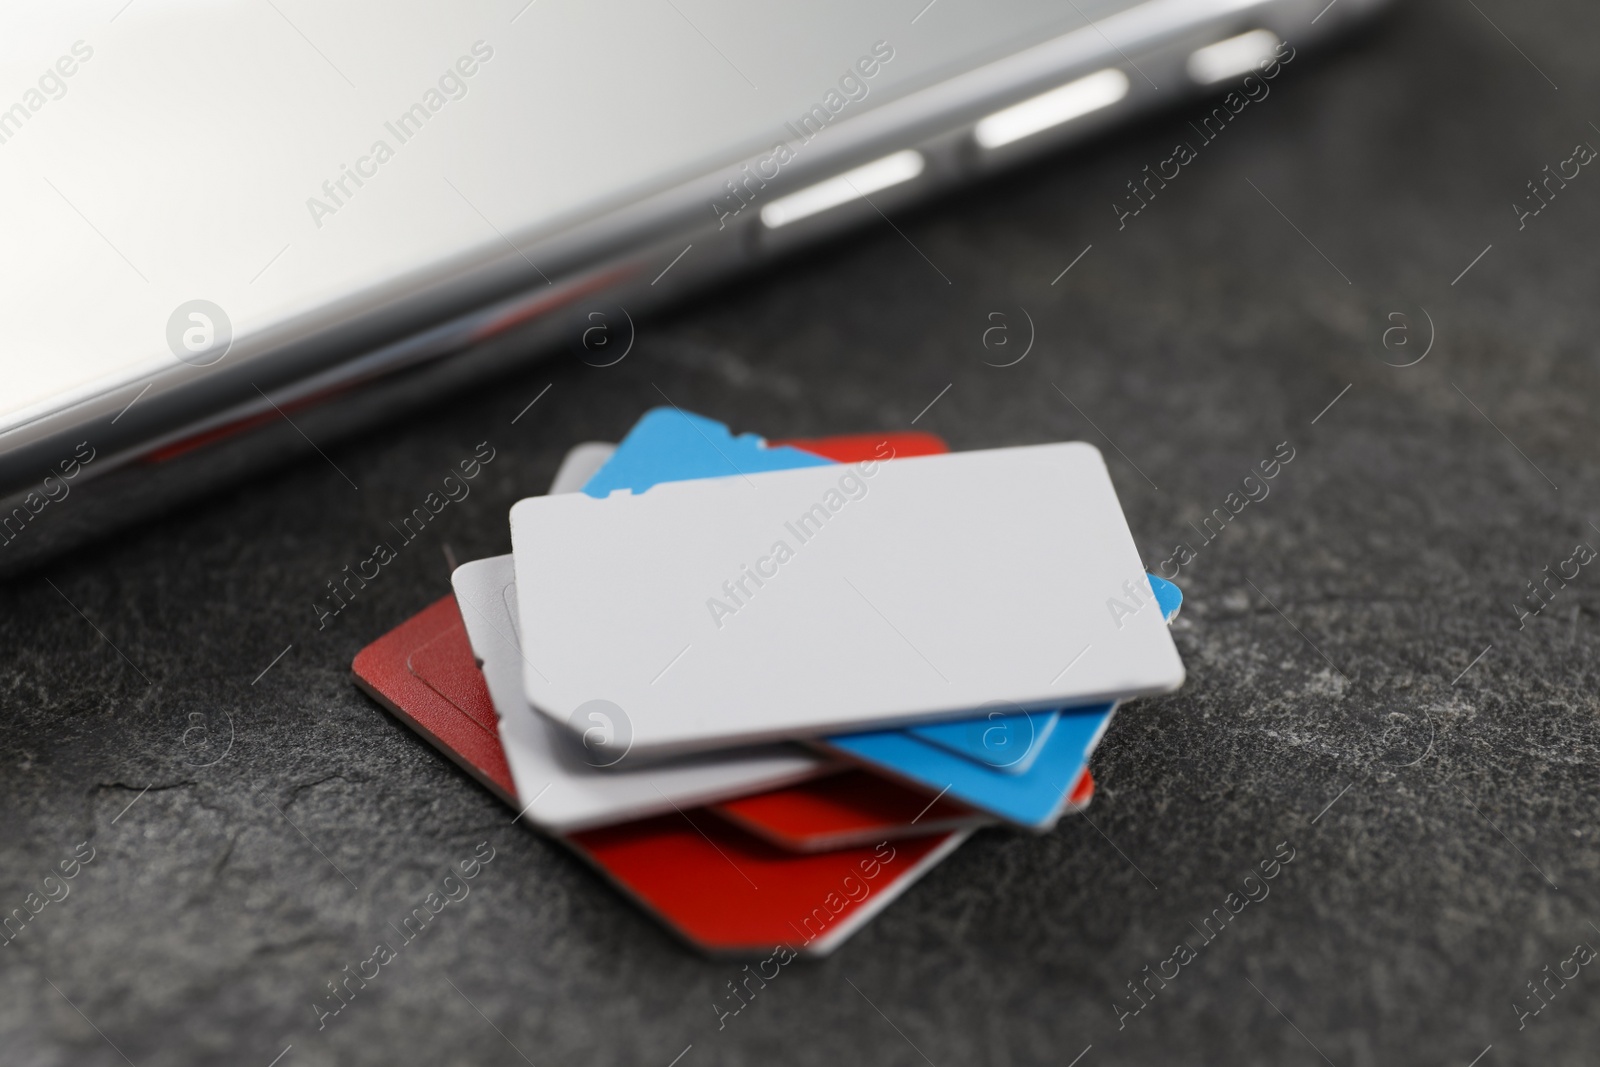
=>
[352,594,516,805]
[711,767,1091,852]
[352,587,975,955]
[1067,770,1094,808]
[568,812,969,957]
[711,769,989,852]
[775,430,948,462]
[352,429,999,954]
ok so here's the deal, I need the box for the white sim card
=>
[510,442,1185,757]
[548,442,617,494]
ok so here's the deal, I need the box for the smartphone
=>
[0,0,1389,574]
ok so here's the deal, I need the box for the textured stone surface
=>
[4,3,1600,1063]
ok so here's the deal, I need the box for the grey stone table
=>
[4,2,1598,1063]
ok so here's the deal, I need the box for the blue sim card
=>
[822,706,1116,829]
[583,408,1182,830]
[582,408,830,498]
[908,707,1063,775]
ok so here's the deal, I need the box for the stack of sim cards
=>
[354,408,1185,955]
